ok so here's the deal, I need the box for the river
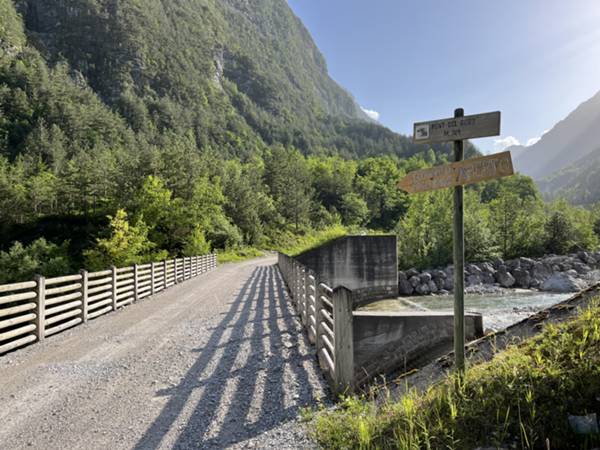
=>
[359,291,572,331]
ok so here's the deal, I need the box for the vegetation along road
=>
[0,256,326,449]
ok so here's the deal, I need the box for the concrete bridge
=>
[0,257,325,449]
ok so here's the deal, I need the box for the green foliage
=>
[313,303,600,449]
[277,225,349,257]
[84,209,164,270]
[182,226,211,257]
[0,238,71,283]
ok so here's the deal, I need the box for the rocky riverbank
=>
[398,251,600,296]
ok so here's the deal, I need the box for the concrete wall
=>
[352,311,483,384]
[295,235,398,304]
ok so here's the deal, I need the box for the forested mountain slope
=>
[537,146,600,205]
[512,89,600,180]
[8,0,468,160]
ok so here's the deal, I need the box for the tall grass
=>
[314,303,600,449]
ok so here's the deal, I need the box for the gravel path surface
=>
[0,256,328,449]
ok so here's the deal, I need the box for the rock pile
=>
[399,251,600,296]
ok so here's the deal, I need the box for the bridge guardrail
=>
[0,254,217,356]
[277,253,354,394]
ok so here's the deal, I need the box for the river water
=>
[360,291,572,331]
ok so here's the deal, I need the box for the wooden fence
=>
[0,254,217,356]
[277,253,354,393]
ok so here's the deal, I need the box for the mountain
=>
[512,89,600,180]
[536,145,600,205]
[4,0,467,161]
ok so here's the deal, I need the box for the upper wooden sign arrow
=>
[398,151,514,194]
[413,111,501,144]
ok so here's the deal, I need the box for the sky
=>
[287,0,600,153]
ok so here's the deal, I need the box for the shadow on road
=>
[134,264,325,449]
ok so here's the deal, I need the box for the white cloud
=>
[526,136,541,146]
[494,136,520,151]
[361,106,380,121]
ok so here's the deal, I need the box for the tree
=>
[182,225,211,256]
[0,238,72,284]
[356,157,408,230]
[489,188,545,259]
[84,209,161,270]
[544,210,574,255]
[340,193,369,227]
[264,146,313,231]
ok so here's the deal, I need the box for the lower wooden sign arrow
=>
[398,151,514,194]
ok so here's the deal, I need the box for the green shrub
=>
[84,209,166,270]
[0,238,72,283]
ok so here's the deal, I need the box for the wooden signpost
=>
[398,151,514,194]
[399,108,513,372]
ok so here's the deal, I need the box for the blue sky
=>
[287,0,600,153]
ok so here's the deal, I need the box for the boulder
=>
[558,263,573,272]
[518,257,535,270]
[466,274,482,287]
[415,283,431,295]
[512,268,531,288]
[531,262,552,280]
[577,251,596,266]
[572,262,591,274]
[506,259,521,271]
[398,272,414,296]
[540,273,587,293]
[406,268,420,278]
[409,276,420,288]
[481,272,495,285]
[490,257,504,269]
[432,270,447,280]
[428,280,438,294]
[419,272,432,284]
[480,262,496,274]
[443,276,454,291]
[496,266,515,288]
[434,277,445,290]
[466,264,483,275]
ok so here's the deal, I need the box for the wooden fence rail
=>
[277,253,354,393]
[0,254,218,356]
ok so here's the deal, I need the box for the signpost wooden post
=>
[400,109,512,372]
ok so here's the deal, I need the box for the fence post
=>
[301,267,308,327]
[183,258,187,280]
[333,286,355,394]
[80,269,88,323]
[111,266,118,311]
[313,274,322,350]
[174,259,179,284]
[34,275,46,342]
[163,260,168,287]
[133,264,139,302]
[150,262,156,295]
[305,270,314,343]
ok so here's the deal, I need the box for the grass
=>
[216,225,390,264]
[216,247,264,263]
[313,303,600,449]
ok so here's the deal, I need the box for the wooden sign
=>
[398,151,514,194]
[413,111,501,144]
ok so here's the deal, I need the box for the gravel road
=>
[0,256,328,449]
